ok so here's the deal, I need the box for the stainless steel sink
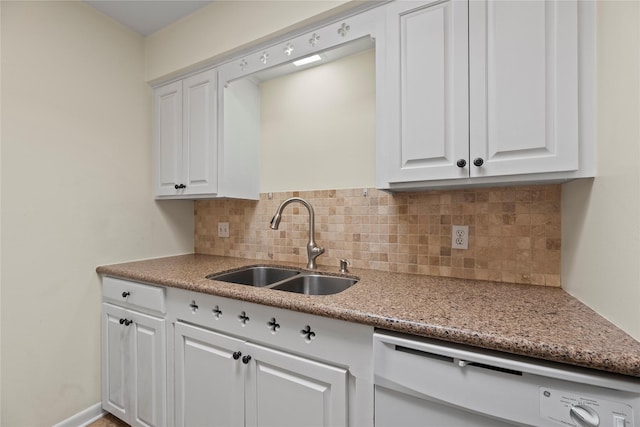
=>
[270,274,358,295]
[207,265,358,295]
[207,266,301,287]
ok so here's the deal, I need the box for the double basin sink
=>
[207,266,357,296]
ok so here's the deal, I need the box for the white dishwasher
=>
[374,331,640,427]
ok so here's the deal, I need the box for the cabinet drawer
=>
[103,276,165,314]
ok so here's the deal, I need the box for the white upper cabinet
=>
[154,69,217,198]
[153,68,259,199]
[154,81,183,196]
[380,0,469,184]
[377,0,594,190]
[468,0,578,178]
[181,70,219,196]
[153,0,593,193]
[153,5,384,199]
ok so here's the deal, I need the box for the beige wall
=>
[0,2,194,425]
[260,49,376,192]
[562,1,640,340]
[145,0,351,82]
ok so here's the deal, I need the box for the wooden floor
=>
[87,413,129,427]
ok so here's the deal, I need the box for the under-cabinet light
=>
[293,55,322,67]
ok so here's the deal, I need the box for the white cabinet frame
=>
[377,0,596,190]
[154,69,220,199]
[166,286,374,427]
[102,303,167,427]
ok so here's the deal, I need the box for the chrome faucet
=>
[269,197,325,269]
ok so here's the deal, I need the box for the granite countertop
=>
[97,253,640,378]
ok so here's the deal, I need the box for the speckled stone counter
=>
[97,253,640,378]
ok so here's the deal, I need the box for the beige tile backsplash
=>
[195,185,561,286]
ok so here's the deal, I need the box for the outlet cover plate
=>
[218,222,230,238]
[452,225,468,250]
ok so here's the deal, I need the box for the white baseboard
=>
[52,403,105,427]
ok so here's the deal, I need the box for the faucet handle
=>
[339,259,350,274]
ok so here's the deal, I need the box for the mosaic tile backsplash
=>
[195,185,561,286]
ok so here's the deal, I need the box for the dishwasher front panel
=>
[373,330,640,427]
[376,385,516,426]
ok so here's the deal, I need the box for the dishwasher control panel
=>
[540,387,634,427]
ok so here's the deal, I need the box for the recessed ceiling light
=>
[293,55,322,67]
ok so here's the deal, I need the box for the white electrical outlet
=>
[218,222,230,238]
[451,225,469,250]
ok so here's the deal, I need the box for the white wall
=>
[0,2,194,425]
[145,0,351,82]
[562,1,640,340]
[260,49,376,192]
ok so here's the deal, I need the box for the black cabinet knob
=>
[473,158,484,167]
[122,291,130,298]
[232,351,242,360]
[456,159,467,168]
[174,184,186,190]
[119,318,132,326]
[242,355,252,364]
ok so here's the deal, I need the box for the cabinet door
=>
[129,311,167,427]
[382,0,469,184]
[245,342,348,427]
[102,303,130,421]
[154,81,183,196]
[469,0,578,177]
[182,69,219,196]
[174,322,245,427]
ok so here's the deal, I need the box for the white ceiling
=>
[84,1,214,36]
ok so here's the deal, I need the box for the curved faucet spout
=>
[269,197,325,269]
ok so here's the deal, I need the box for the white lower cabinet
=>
[102,277,167,427]
[173,322,245,427]
[167,286,373,427]
[245,341,347,427]
[102,303,167,427]
[101,278,373,427]
[174,322,348,427]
